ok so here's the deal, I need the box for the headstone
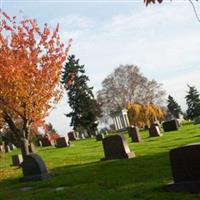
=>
[20,153,52,181]
[128,126,142,142]
[5,145,11,153]
[8,143,15,150]
[96,134,104,141]
[79,132,85,139]
[149,124,162,137]
[162,120,179,132]
[194,116,200,124]
[144,125,150,130]
[38,140,43,147]
[56,137,70,148]
[40,138,54,147]
[164,143,200,193]
[0,145,5,152]
[11,154,23,166]
[68,131,77,141]
[101,134,135,161]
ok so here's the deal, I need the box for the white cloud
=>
[47,2,200,134]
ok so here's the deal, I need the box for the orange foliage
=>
[128,103,165,128]
[0,11,71,140]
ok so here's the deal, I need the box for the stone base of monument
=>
[20,154,53,182]
[101,134,135,161]
[164,181,200,193]
[101,152,135,161]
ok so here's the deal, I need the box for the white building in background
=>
[110,109,130,130]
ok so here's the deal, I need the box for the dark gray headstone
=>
[56,137,70,148]
[11,154,23,166]
[40,138,54,147]
[96,134,104,141]
[149,125,162,137]
[128,126,142,142]
[68,131,77,141]
[194,116,200,124]
[101,134,135,161]
[162,120,179,132]
[8,143,15,150]
[165,143,200,193]
[20,153,52,181]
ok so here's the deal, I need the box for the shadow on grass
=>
[0,152,170,191]
[1,152,200,200]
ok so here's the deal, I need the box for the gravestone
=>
[164,143,200,193]
[79,132,85,139]
[194,116,200,124]
[128,126,142,142]
[68,131,77,141]
[20,153,52,181]
[40,138,54,147]
[8,143,15,150]
[0,145,5,152]
[101,134,135,161]
[162,120,179,132]
[11,154,23,166]
[149,124,162,137]
[38,140,43,147]
[96,134,104,141]
[56,137,70,148]
[5,145,11,153]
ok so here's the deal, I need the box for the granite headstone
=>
[165,143,200,193]
[101,134,135,161]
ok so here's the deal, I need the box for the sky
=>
[1,0,200,135]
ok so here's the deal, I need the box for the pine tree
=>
[167,95,182,118]
[185,85,200,120]
[61,55,101,135]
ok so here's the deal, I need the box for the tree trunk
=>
[20,137,30,158]
[3,112,32,158]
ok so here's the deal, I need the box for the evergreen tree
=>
[167,95,182,118]
[185,85,200,120]
[61,55,101,135]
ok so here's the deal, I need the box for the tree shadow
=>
[1,152,200,200]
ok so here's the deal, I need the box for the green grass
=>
[1,122,200,199]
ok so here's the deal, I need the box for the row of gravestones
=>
[10,119,199,193]
[95,119,179,143]
[38,130,93,148]
[95,119,200,193]
[100,135,200,193]
[11,132,98,181]
[10,131,95,167]
[0,142,16,153]
[18,132,200,193]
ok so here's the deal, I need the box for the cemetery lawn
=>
[1,123,200,200]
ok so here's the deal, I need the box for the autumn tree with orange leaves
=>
[0,11,71,156]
